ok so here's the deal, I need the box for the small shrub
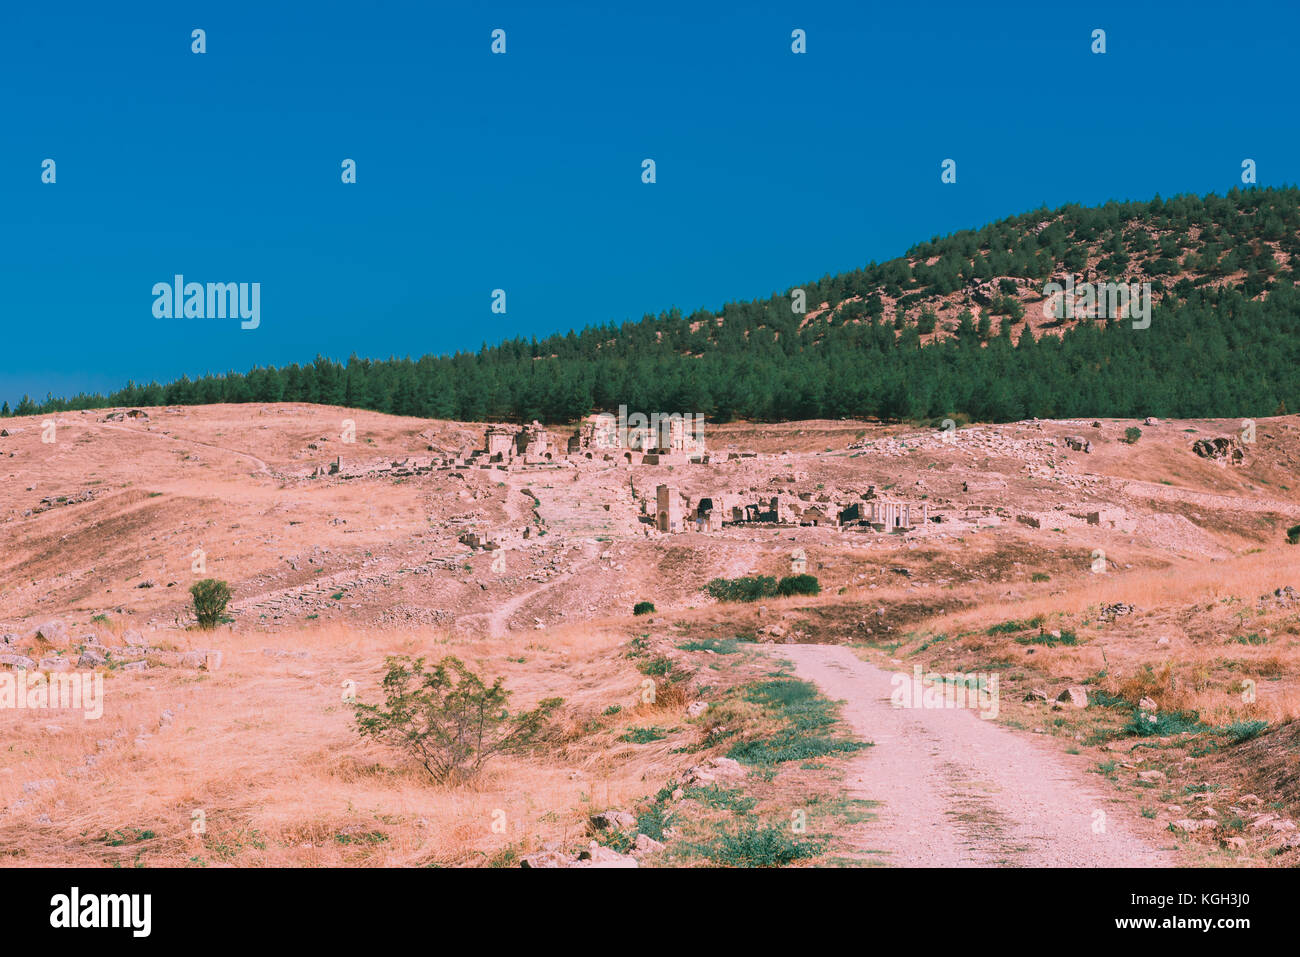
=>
[694,823,824,867]
[633,601,656,616]
[986,616,1045,635]
[1123,426,1142,444]
[1227,633,1268,646]
[1015,629,1078,647]
[1287,524,1300,545]
[618,726,673,743]
[1123,707,1204,738]
[189,578,232,629]
[679,637,742,654]
[353,655,561,783]
[776,574,821,597]
[706,576,778,603]
[1219,720,1268,744]
[1031,572,1050,582]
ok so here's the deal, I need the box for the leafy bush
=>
[353,655,561,783]
[1219,720,1268,744]
[189,578,232,629]
[776,574,821,597]
[633,601,655,615]
[706,576,778,602]
[1287,523,1300,545]
[1123,426,1142,444]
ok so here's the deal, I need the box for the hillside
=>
[8,186,1300,425]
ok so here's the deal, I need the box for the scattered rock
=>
[1170,818,1215,833]
[1097,602,1135,622]
[1063,435,1092,453]
[1191,436,1245,466]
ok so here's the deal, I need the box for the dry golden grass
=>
[0,620,699,867]
[899,546,1300,726]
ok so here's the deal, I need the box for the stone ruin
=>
[652,483,929,535]
[1016,507,1135,533]
[1192,436,1245,466]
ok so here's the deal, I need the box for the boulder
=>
[32,620,69,645]
[589,810,637,832]
[77,648,108,669]
[0,653,36,670]
[1056,686,1088,708]
[575,842,638,868]
[682,757,747,787]
[633,833,665,856]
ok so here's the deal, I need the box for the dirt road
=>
[774,644,1174,867]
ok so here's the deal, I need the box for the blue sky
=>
[2,0,1297,406]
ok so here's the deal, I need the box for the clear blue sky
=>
[2,0,1296,406]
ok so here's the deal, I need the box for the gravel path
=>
[773,644,1174,867]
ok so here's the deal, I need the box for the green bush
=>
[189,578,232,629]
[693,823,825,867]
[1123,426,1142,444]
[706,576,778,603]
[1286,523,1300,545]
[633,601,656,615]
[776,574,821,597]
[1123,707,1204,738]
[353,655,561,783]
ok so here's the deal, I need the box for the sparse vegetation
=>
[353,655,562,784]
[189,578,232,629]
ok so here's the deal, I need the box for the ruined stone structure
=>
[655,484,686,533]
[485,427,514,461]
[868,501,928,530]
